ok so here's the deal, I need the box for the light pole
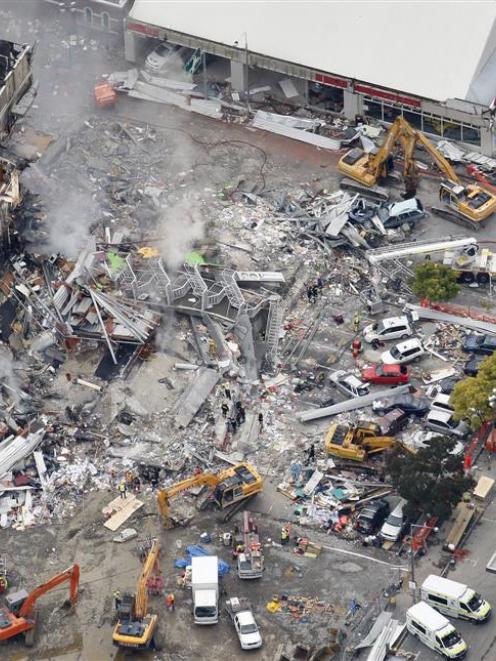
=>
[409,522,429,603]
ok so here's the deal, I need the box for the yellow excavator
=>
[325,422,414,462]
[157,462,263,528]
[338,116,496,228]
[112,539,162,650]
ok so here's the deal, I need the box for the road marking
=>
[481,517,496,524]
[321,543,409,570]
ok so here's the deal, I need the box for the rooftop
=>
[129,0,496,103]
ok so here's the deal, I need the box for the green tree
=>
[451,352,496,426]
[410,262,460,301]
[386,436,474,520]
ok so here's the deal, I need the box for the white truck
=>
[226,597,262,650]
[191,556,218,625]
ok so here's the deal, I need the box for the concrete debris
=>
[252,110,341,150]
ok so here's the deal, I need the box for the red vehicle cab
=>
[361,363,410,385]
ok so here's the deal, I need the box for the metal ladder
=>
[263,295,284,370]
[220,269,245,311]
[184,263,208,309]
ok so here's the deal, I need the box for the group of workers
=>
[118,471,142,498]
[305,276,324,304]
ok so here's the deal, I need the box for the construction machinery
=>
[112,539,162,650]
[338,116,496,228]
[237,511,264,579]
[157,462,263,528]
[0,564,79,646]
[325,422,408,462]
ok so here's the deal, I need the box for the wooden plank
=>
[104,498,144,531]
[102,493,135,517]
[445,502,475,549]
[473,476,495,501]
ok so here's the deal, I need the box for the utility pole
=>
[202,50,208,100]
[244,33,250,112]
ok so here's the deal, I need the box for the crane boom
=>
[134,540,160,620]
[19,564,80,618]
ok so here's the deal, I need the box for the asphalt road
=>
[401,455,496,659]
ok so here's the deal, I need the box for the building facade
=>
[124,1,496,156]
[44,0,134,35]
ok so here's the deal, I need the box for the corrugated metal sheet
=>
[252,111,340,150]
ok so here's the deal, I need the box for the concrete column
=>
[343,89,361,120]
[480,125,494,156]
[124,29,137,63]
[230,60,247,93]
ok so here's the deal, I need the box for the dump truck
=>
[325,422,396,461]
[237,511,264,579]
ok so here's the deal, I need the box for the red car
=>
[361,363,410,385]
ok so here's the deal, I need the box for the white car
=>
[145,42,190,74]
[380,498,407,542]
[363,314,415,343]
[233,610,263,650]
[430,392,454,414]
[381,338,424,365]
[425,410,470,438]
[411,430,464,455]
[330,371,369,398]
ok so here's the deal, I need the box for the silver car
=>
[425,410,469,438]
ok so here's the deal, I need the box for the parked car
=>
[435,375,459,395]
[377,198,426,229]
[380,498,407,542]
[430,392,454,414]
[361,363,410,385]
[381,338,424,365]
[462,333,496,356]
[411,430,464,456]
[356,499,390,534]
[464,354,486,376]
[425,410,470,438]
[372,393,430,417]
[329,371,369,398]
[375,408,410,435]
[363,314,416,343]
[145,42,192,74]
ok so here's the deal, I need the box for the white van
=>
[363,314,415,344]
[381,338,424,365]
[421,574,491,623]
[406,601,467,659]
[379,498,407,542]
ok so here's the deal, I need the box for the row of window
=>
[84,8,111,31]
[363,97,481,146]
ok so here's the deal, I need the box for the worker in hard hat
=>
[280,526,290,545]
[113,590,121,610]
[165,593,175,612]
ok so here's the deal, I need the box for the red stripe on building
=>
[313,73,348,89]
[127,21,161,38]
[354,84,421,108]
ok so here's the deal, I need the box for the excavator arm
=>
[157,472,219,527]
[134,540,160,621]
[413,130,459,183]
[18,564,80,618]
[366,117,404,179]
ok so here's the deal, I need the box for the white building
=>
[125,0,496,155]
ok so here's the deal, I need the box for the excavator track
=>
[221,495,257,523]
[430,206,483,232]
[339,178,389,202]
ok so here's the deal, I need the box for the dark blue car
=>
[462,334,496,356]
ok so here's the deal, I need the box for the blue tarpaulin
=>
[174,544,230,576]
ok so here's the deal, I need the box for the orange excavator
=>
[0,564,80,647]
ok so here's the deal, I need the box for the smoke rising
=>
[158,189,206,271]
